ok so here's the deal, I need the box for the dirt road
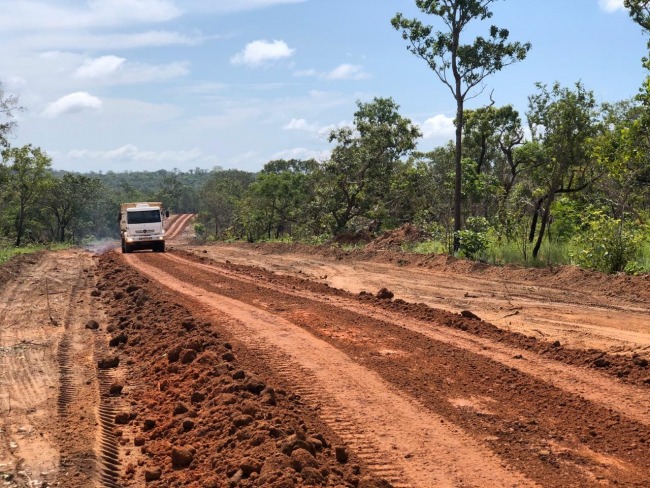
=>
[1,216,649,487]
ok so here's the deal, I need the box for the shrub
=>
[456,217,490,259]
[571,213,643,273]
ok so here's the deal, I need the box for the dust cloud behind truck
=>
[118,202,169,253]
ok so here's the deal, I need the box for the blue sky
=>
[0,0,646,173]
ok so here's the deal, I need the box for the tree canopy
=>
[392,0,531,251]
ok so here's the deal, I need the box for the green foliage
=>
[45,173,103,242]
[404,240,447,254]
[526,81,600,258]
[2,144,53,246]
[392,0,531,250]
[625,0,650,32]
[391,1,531,92]
[571,212,645,273]
[548,197,581,243]
[455,216,490,259]
[0,244,39,264]
[198,169,255,239]
[316,97,421,235]
[240,159,318,241]
[193,223,207,243]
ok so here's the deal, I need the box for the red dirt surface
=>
[2,216,650,487]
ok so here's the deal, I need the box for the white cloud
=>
[65,144,218,166]
[271,147,330,161]
[0,0,182,31]
[420,114,455,140]
[3,76,27,92]
[293,69,318,77]
[293,63,370,81]
[11,30,206,52]
[282,118,350,136]
[74,55,189,84]
[325,64,369,80]
[231,40,295,68]
[75,55,125,79]
[41,92,102,118]
[598,0,625,12]
[283,118,317,131]
[188,0,305,14]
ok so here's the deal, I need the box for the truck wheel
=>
[154,242,165,253]
[121,240,126,253]
[124,243,132,254]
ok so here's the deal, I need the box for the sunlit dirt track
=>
[119,242,650,487]
[1,215,649,487]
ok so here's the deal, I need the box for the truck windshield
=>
[127,210,161,224]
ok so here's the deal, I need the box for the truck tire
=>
[154,242,165,253]
[124,243,133,254]
[121,239,126,253]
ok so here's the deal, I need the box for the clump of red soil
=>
[365,224,430,251]
[95,253,388,488]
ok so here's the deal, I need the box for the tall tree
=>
[242,159,318,240]
[199,169,255,238]
[45,174,102,242]
[2,145,52,246]
[316,97,421,235]
[526,82,601,258]
[392,0,530,251]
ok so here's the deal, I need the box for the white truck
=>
[118,202,169,253]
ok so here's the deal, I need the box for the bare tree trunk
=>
[453,98,464,253]
[15,203,25,247]
[533,189,558,259]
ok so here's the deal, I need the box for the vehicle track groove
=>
[163,251,650,427]
[124,252,539,487]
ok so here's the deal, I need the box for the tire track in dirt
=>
[125,251,650,487]
[198,244,650,353]
[239,341,412,487]
[54,255,111,488]
[0,250,110,488]
[95,342,121,488]
[124,252,539,487]
[162,252,650,428]
[0,256,60,487]
[165,214,193,240]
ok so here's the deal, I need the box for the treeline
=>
[0,87,648,273]
[193,91,649,274]
[0,152,206,245]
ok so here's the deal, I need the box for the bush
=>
[193,223,207,243]
[456,217,490,259]
[571,213,644,273]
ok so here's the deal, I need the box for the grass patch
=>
[0,242,73,265]
[403,240,448,254]
[0,245,43,265]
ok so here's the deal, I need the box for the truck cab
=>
[119,202,168,253]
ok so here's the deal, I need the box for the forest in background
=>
[0,0,649,274]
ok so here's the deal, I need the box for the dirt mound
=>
[95,252,386,487]
[365,224,429,251]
